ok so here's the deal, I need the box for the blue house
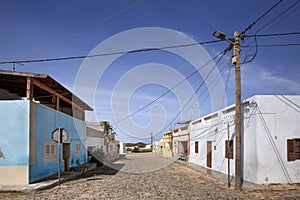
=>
[0,70,93,185]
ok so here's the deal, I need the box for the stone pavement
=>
[0,153,299,199]
[0,162,97,193]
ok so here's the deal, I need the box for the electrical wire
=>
[17,0,145,60]
[110,51,225,126]
[1,30,299,65]
[240,0,284,37]
[190,63,232,142]
[244,31,300,38]
[242,0,300,64]
[0,40,223,65]
[241,43,300,48]
[255,1,300,34]
[160,51,227,134]
[196,61,232,113]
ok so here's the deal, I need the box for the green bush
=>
[132,147,140,152]
[126,147,132,152]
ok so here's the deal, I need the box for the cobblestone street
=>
[1,153,300,200]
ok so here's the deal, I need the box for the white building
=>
[189,95,300,184]
[86,122,106,154]
[119,142,126,154]
[172,125,189,159]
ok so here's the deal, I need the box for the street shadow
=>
[80,164,122,178]
[79,154,127,178]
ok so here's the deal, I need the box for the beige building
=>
[172,125,190,160]
[162,131,173,157]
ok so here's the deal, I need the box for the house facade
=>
[86,122,106,154]
[0,71,92,185]
[172,125,190,159]
[119,141,126,154]
[162,131,172,157]
[189,95,300,184]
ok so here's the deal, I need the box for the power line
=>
[161,51,227,134]
[0,40,223,65]
[240,0,284,36]
[195,61,232,112]
[111,51,225,126]
[18,0,145,60]
[255,1,300,34]
[244,31,300,38]
[1,31,298,65]
[242,43,300,48]
[187,62,232,143]
[242,0,300,64]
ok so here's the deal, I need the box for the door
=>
[207,141,212,168]
[63,143,70,171]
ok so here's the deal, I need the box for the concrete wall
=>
[189,95,300,184]
[0,100,30,185]
[29,102,86,183]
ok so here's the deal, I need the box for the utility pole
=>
[213,30,242,190]
[150,132,153,152]
[227,122,230,188]
[233,31,242,190]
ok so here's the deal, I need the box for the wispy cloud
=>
[242,65,300,95]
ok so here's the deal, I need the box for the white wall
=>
[189,95,300,184]
[253,95,300,184]
[86,137,105,153]
[119,142,126,154]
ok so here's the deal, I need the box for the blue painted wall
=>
[0,100,29,166]
[29,103,86,183]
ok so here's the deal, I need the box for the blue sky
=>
[1,0,299,143]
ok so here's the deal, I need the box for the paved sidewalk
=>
[0,162,97,193]
[177,160,270,191]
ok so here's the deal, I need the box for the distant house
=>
[158,139,164,153]
[162,131,173,157]
[189,95,300,184]
[172,125,190,159]
[0,70,93,185]
[119,141,126,154]
[86,121,122,160]
[86,122,106,154]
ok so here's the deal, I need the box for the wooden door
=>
[207,141,212,168]
[63,143,70,171]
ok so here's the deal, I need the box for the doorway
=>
[63,143,70,171]
[207,141,212,168]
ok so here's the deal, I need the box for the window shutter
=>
[225,140,233,159]
[195,141,199,153]
[287,139,295,161]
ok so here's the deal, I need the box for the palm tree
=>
[101,121,112,137]
[100,121,117,159]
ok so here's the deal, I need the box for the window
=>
[195,141,199,154]
[44,142,56,162]
[287,138,300,161]
[225,140,233,159]
[75,142,81,156]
